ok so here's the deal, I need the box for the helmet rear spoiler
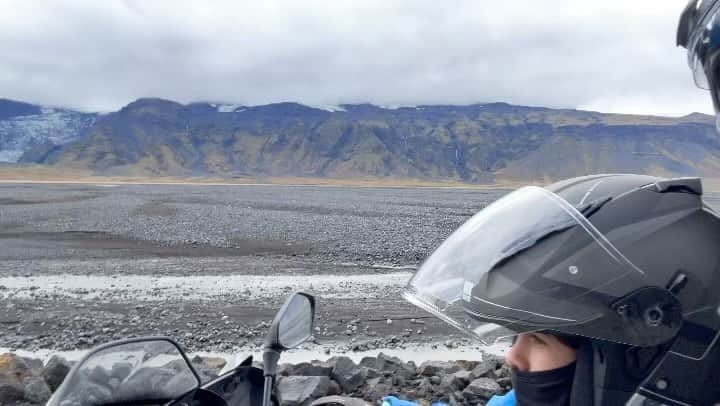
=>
[648,177,702,195]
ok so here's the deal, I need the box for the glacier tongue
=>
[0,109,96,163]
[0,150,23,162]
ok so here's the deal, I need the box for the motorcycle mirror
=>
[262,292,316,406]
[46,337,201,406]
[265,292,316,352]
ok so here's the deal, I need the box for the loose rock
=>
[277,376,332,406]
[0,353,30,382]
[462,378,502,401]
[22,377,51,404]
[470,359,499,380]
[0,382,25,405]
[288,362,333,377]
[42,356,71,392]
[418,361,460,377]
[331,357,368,393]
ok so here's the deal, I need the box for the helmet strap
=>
[589,341,662,406]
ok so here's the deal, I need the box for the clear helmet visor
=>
[403,186,668,346]
[687,1,720,90]
[690,40,710,90]
[688,13,720,132]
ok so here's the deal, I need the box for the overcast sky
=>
[0,0,712,116]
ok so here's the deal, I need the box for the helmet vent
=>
[576,196,612,218]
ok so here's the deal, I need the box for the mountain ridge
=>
[2,97,718,183]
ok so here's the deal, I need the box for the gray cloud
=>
[0,0,711,115]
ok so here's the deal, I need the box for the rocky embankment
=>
[277,353,511,406]
[0,352,511,406]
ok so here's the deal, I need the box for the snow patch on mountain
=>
[302,104,347,112]
[216,104,244,113]
[378,104,417,110]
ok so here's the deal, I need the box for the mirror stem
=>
[262,349,281,406]
[262,375,274,406]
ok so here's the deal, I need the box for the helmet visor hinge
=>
[610,287,683,347]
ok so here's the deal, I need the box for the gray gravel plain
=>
[0,184,504,265]
[0,183,508,354]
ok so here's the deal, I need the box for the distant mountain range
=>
[1,97,718,183]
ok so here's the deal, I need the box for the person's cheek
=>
[530,341,576,371]
[525,340,557,371]
[536,347,562,371]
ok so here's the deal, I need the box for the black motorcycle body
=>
[45,292,315,406]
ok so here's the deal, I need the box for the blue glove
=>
[382,396,418,406]
[486,389,516,406]
[382,395,449,406]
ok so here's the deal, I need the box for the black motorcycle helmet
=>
[404,174,720,405]
[678,0,720,130]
